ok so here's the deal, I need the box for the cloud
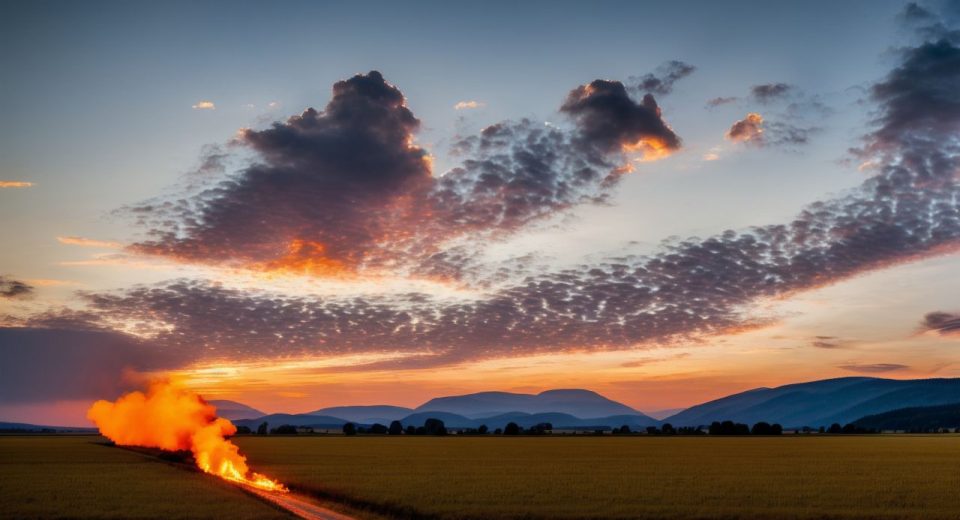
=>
[128,72,682,276]
[920,311,960,335]
[0,276,33,299]
[454,100,484,110]
[0,181,33,188]
[191,101,216,110]
[726,113,816,147]
[48,25,960,369]
[57,236,122,249]
[560,79,681,159]
[837,363,909,373]
[751,83,793,103]
[0,328,183,404]
[706,96,738,108]
[726,113,764,143]
[633,60,696,95]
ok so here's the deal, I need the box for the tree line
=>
[235,419,882,436]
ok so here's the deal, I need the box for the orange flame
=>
[87,380,287,492]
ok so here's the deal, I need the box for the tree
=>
[661,423,676,435]
[389,420,403,435]
[614,425,631,435]
[235,425,252,435]
[405,425,416,435]
[646,426,660,435]
[503,422,521,435]
[478,424,489,434]
[751,422,773,435]
[828,423,842,434]
[369,423,388,434]
[771,423,783,435]
[342,422,357,436]
[493,428,503,435]
[528,422,552,435]
[271,424,297,435]
[424,418,447,435]
[257,422,268,435]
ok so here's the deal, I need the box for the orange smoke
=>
[87,380,287,492]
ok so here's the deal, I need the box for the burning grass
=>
[235,435,960,520]
[0,436,290,519]
[88,380,287,492]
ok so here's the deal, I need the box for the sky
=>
[2,0,960,426]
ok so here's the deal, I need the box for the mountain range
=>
[10,377,960,431]
[227,378,960,431]
[665,377,960,427]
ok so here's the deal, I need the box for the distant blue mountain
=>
[0,421,95,432]
[665,377,960,428]
[233,413,347,430]
[398,411,659,430]
[209,400,265,421]
[308,405,413,424]
[416,388,645,419]
[853,402,960,431]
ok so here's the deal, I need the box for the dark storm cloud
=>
[560,79,681,156]
[837,363,909,373]
[0,276,33,299]
[0,328,183,404]
[632,60,696,95]
[751,83,793,103]
[920,311,960,335]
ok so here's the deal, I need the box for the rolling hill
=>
[208,400,265,421]
[415,389,645,419]
[852,402,960,431]
[308,405,413,424]
[665,377,960,428]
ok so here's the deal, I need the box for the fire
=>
[87,380,287,493]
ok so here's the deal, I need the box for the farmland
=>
[0,435,290,519]
[5,435,960,519]
[236,435,960,520]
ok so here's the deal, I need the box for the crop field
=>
[0,435,290,519]
[235,435,960,520]
[5,435,960,519]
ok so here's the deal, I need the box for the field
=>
[0,435,290,519]
[5,435,960,519]
[235,435,960,520]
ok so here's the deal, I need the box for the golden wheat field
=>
[0,436,289,519]
[235,435,960,520]
[4,435,960,519]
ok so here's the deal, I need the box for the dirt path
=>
[109,443,357,520]
[241,485,357,520]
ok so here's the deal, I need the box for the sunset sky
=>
[2,0,960,426]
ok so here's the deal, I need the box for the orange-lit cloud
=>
[454,100,484,110]
[726,112,764,143]
[0,181,33,188]
[57,236,123,249]
[192,100,216,110]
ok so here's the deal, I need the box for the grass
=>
[0,435,290,519]
[234,435,960,519]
